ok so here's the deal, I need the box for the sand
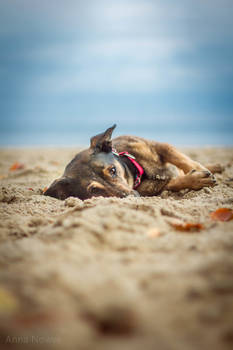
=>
[0,146,233,350]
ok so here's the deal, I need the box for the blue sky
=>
[0,0,233,145]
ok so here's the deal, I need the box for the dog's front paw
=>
[188,170,217,190]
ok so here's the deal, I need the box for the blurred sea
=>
[1,117,232,147]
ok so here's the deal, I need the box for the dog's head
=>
[44,125,138,200]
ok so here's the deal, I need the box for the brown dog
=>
[44,125,218,200]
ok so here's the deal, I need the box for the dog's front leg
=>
[155,142,208,173]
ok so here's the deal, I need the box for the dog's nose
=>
[44,186,59,199]
[44,184,66,200]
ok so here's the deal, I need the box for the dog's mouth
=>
[87,177,140,199]
[44,182,139,200]
[44,169,139,201]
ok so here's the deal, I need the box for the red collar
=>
[112,149,144,189]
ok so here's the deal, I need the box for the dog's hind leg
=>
[154,142,208,173]
[152,142,218,191]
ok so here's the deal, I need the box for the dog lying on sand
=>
[44,125,220,200]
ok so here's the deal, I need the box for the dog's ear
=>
[90,124,116,153]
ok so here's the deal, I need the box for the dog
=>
[44,124,219,200]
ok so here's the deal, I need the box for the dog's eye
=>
[109,166,117,177]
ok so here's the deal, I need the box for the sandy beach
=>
[0,146,233,350]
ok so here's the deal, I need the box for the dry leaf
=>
[210,208,233,222]
[168,218,203,232]
[28,188,33,191]
[9,162,25,171]
[146,228,161,238]
[0,287,19,313]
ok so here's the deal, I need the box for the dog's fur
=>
[44,125,219,200]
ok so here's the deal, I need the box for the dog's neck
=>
[118,156,138,189]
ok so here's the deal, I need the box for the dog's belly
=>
[137,164,182,196]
